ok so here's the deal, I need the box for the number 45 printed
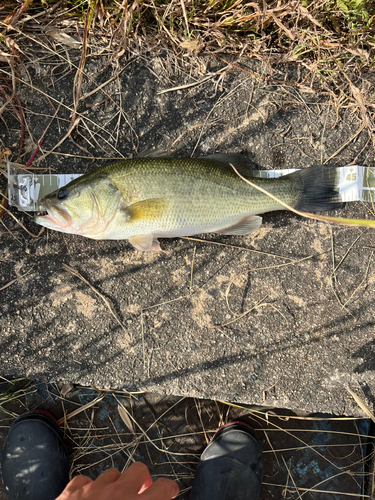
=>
[346,173,357,181]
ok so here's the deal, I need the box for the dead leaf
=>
[0,148,11,161]
[118,403,135,434]
[180,38,204,52]
[46,29,82,49]
[270,11,295,40]
[298,5,323,28]
[347,387,375,423]
[347,47,369,61]
[347,79,373,131]
[0,52,12,62]
[61,383,74,396]
[3,0,34,27]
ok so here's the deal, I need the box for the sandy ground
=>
[1,44,375,416]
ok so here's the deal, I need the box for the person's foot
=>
[189,421,263,500]
[1,410,69,500]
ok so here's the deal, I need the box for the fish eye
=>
[57,188,68,200]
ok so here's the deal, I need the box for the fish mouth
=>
[34,199,72,229]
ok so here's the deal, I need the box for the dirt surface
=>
[1,43,375,416]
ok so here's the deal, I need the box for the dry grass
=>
[0,3,374,497]
[0,0,374,128]
[0,379,373,499]
[3,0,371,68]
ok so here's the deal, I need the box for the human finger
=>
[94,468,122,486]
[116,462,152,494]
[140,477,179,500]
[56,475,93,498]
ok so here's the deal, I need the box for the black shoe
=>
[189,421,263,500]
[1,410,69,500]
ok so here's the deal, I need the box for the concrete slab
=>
[1,48,375,415]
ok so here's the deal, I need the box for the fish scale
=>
[105,158,296,235]
[34,156,341,251]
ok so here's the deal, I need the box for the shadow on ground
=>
[1,49,375,415]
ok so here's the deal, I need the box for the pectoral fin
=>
[126,198,167,221]
[129,234,161,252]
[216,215,262,235]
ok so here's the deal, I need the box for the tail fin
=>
[285,165,342,212]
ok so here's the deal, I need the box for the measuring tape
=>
[5,162,375,212]
[7,164,82,211]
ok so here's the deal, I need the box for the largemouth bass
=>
[35,154,341,251]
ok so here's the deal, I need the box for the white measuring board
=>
[7,164,82,211]
[6,162,375,212]
[258,165,375,203]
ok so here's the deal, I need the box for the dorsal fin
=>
[136,150,256,178]
[202,153,256,178]
[136,148,170,158]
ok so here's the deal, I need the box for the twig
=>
[0,205,45,237]
[56,394,105,426]
[262,481,371,497]
[180,236,296,260]
[0,266,34,292]
[331,232,364,277]
[62,263,131,342]
[25,138,44,167]
[211,53,321,92]
[35,117,81,164]
[211,295,268,328]
[324,123,366,163]
[341,250,373,309]
[157,69,228,95]
[224,255,313,316]
[190,246,196,295]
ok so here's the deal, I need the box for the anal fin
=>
[129,234,161,252]
[216,215,262,235]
